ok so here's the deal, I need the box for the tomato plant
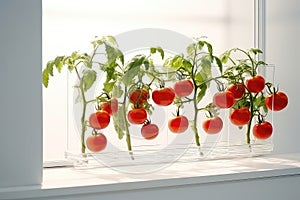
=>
[229,108,251,126]
[86,133,107,152]
[213,91,235,109]
[174,79,194,98]
[141,123,159,140]
[227,83,245,99]
[43,35,288,157]
[202,116,223,134]
[265,91,288,111]
[168,115,189,133]
[129,88,149,107]
[127,108,147,124]
[89,111,110,129]
[152,87,175,106]
[253,121,273,140]
[246,75,265,93]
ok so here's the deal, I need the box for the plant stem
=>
[193,87,200,147]
[75,68,88,154]
[246,93,254,144]
[191,45,201,147]
[122,86,133,158]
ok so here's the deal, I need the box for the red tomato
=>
[230,108,251,126]
[265,91,288,111]
[174,79,194,98]
[152,87,175,106]
[246,75,265,93]
[141,123,159,140]
[86,133,107,152]
[202,116,223,134]
[89,111,110,129]
[227,83,245,99]
[100,98,118,115]
[128,108,147,124]
[129,89,149,106]
[253,121,273,140]
[168,115,189,133]
[213,91,235,108]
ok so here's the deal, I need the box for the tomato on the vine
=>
[89,111,110,129]
[265,91,288,111]
[168,115,189,133]
[128,108,147,124]
[202,116,223,134]
[213,91,235,108]
[229,107,251,126]
[174,79,194,98]
[246,75,265,93]
[141,123,159,140]
[253,121,273,140]
[227,83,245,99]
[129,89,149,106]
[152,87,175,106]
[100,98,118,115]
[86,133,107,152]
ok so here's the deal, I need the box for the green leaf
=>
[71,51,80,60]
[82,69,97,91]
[169,55,183,70]
[220,51,230,64]
[256,61,267,66]
[143,60,150,70]
[46,61,54,76]
[198,41,205,50]
[112,104,129,140]
[197,84,207,103]
[122,64,141,86]
[103,81,116,93]
[187,43,196,57]
[42,69,49,88]
[122,55,145,86]
[156,47,164,59]
[195,72,204,86]
[112,84,124,98]
[253,94,266,109]
[54,56,65,73]
[150,47,164,59]
[182,59,193,72]
[203,41,213,56]
[105,36,118,46]
[105,44,124,66]
[249,48,263,55]
[214,56,223,73]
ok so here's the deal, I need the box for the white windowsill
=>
[1,153,300,199]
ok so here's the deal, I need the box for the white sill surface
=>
[2,153,300,199]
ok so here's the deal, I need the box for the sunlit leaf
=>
[103,81,116,93]
[82,69,97,91]
[197,84,207,103]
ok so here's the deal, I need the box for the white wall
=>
[266,0,300,154]
[0,0,42,188]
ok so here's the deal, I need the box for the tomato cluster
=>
[126,81,193,140]
[207,74,288,140]
[86,98,119,152]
